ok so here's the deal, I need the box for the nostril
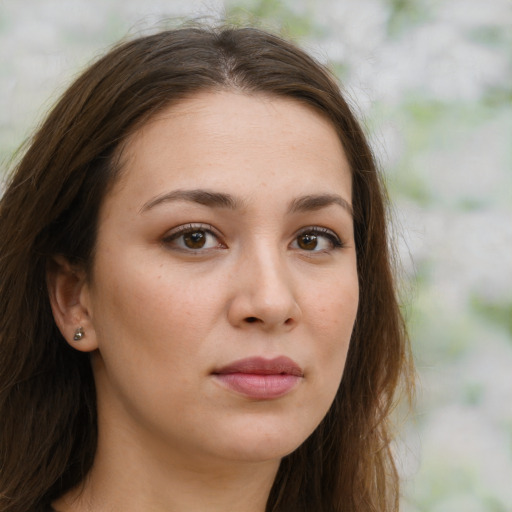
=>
[245,317,259,323]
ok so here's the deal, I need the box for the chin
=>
[209,418,317,463]
[221,440,301,464]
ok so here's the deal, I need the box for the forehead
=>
[110,91,351,208]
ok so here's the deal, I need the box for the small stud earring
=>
[73,326,85,341]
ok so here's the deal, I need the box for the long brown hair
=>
[0,25,413,512]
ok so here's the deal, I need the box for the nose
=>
[227,246,302,331]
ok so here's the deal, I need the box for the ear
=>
[47,255,98,352]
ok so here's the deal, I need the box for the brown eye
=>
[163,224,224,252]
[297,233,318,250]
[291,227,343,252]
[183,231,207,249]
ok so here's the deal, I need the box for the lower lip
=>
[214,373,301,399]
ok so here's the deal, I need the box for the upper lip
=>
[213,356,303,377]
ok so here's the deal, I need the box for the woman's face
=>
[82,91,359,465]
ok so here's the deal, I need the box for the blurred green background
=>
[1,0,511,510]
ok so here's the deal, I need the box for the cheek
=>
[92,256,220,332]
[88,257,230,399]
[307,275,359,339]
[88,260,215,411]
[304,274,359,383]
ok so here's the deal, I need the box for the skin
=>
[49,91,359,512]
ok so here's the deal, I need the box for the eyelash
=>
[292,226,344,252]
[162,224,343,253]
[162,223,224,252]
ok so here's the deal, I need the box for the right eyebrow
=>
[139,189,242,214]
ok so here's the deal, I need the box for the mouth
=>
[212,356,304,399]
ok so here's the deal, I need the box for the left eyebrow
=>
[288,194,353,217]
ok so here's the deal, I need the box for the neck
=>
[53,416,280,512]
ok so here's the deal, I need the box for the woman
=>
[0,25,413,512]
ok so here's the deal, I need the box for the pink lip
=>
[213,356,303,400]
